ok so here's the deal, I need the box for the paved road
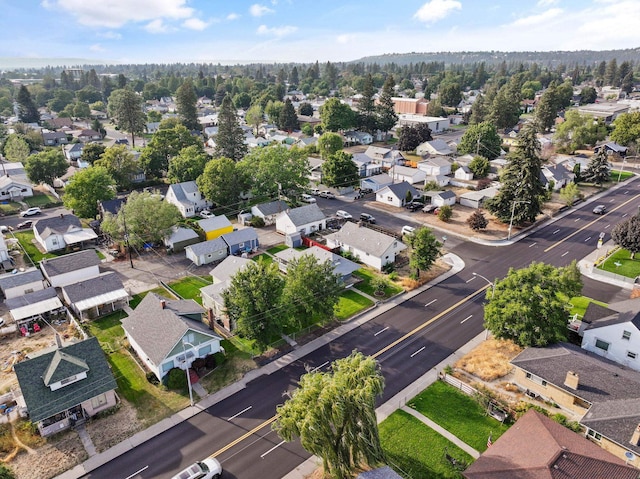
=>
[83,176,639,479]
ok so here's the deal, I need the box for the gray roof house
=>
[121,293,222,381]
[416,139,454,156]
[417,156,452,176]
[0,268,45,299]
[164,226,200,253]
[251,200,289,225]
[274,246,360,281]
[6,287,65,324]
[40,249,101,287]
[275,203,327,236]
[375,181,421,208]
[0,176,33,201]
[166,181,208,218]
[33,214,98,253]
[426,190,457,207]
[14,337,118,437]
[185,237,229,266]
[594,141,628,156]
[61,272,129,321]
[325,222,406,271]
[221,228,259,255]
[209,256,253,284]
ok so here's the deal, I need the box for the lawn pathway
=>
[401,406,480,459]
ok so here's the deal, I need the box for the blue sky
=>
[1,0,639,65]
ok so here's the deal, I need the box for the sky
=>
[0,0,639,66]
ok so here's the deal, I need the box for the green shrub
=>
[250,216,265,228]
[205,353,218,369]
[0,464,16,479]
[438,205,453,222]
[146,371,159,385]
[165,368,187,390]
[388,271,399,281]
[382,263,395,274]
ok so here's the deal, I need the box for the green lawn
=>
[86,310,128,353]
[408,381,510,453]
[334,289,374,320]
[23,193,61,207]
[267,244,289,254]
[167,275,212,304]
[610,170,634,182]
[0,201,21,215]
[252,253,273,264]
[596,248,640,278]
[353,269,404,299]
[129,287,176,309]
[557,293,607,318]
[380,410,474,479]
[13,231,63,263]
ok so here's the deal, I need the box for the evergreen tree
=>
[469,94,487,125]
[604,58,618,86]
[279,98,299,132]
[581,149,611,186]
[215,95,248,161]
[486,124,546,225]
[107,89,145,147]
[176,78,199,131]
[489,81,521,130]
[611,213,640,259]
[535,84,559,132]
[376,75,398,141]
[358,74,378,134]
[16,85,39,123]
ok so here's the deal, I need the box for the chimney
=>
[631,423,640,446]
[160,300,166,309]
[564,371,579,390]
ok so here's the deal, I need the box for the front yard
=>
[167,275,212,304]
[596,248,640,279]
[13,231,61,263]
[334,289,374,320]
[352,268,404,299]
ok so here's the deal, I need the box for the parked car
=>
[20,207,41,217]
[114,138,129,145]
[200,210,214,218]
[360,188,373,195]
[310,188,321,196]
[422,204,438,213]
[359,213,376,223]
[171,458,222,479]
[336,210,353,219]
[301,194,316,203]
[0,225,13,233]
[320,191,336,199]
[405,201,424,212]
[593,204,607,215]
[401,225,416,236]
[16,221,33,230]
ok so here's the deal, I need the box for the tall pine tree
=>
[176,78,199,131]
[376,75,398,141]
[215,95,248,161]
[358,74,378,134]
[279,98,299,133]
[16,85,39,123]
[582,148,611,186]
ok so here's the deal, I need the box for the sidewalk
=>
[55,253,465,479]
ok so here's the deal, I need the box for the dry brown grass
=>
[455,338,523,381]
[631,287,640,299]
[396,259,450,291]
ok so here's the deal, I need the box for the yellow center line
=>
[543,193,640,253]
[209,284,490,459]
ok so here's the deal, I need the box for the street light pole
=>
[617,157,627,183]
[472,272,495,339]
[508,200,530,241]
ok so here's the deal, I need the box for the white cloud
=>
[145,19,171,34]
[42,0,193,28]
[510,8,563,27]
[256,24,297,37]
[249,4,274,17]
[414,0,462,24]
[337,34,356,44]
[98,31,122,40]
[182,18,209,30]
[536,0,558,6]
[90,44,105,52]
[227,13,240,21]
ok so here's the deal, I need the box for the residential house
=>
[454,166,474,181]
[40,249,101,288]
[198,114,218,129]
[297,115,321,128]
[14,337,118,437]
[577,103,629,124]
[61,272,129,321]
[209,256,253,284]
[458,187,500,209]
[510,342,640,467]
[364,146,404,169]
[221,228,259,256]
[251,200,289,226]
[594,142,628,157]
[325,222,406,271]
[45,117,74,130]
[0,268,45,299]
[417,157,452,176]
[396,114,450,134]
[0,235,11,271]
[6,288,65,326]
[342,130,373,146]
[33,214,98,253]
[198,216,234,241]
[166,181,209,218]
[390,97,429,115]
[352,154,383,178]
[122,293,222,381]
[376,181,421,208]
[42,131,68,147]
[275,204,327,236]
[77,129,102,142]
[307,157,324,182]
[164,226,200,253]
[425,190,456,207]
[360,173,393,193]
[390,165,427,185]
[145,122,160,134]
[580,299,640,371]
[416,139,454,157]
[97,198,126,221]
[296,136,318,149]
[463,409,639,479]
[185,238,228,266]
[63,143,85,166]
[0,161,29,182]
[541,164,575,191]
[274,246,360,282]
[0,177,33,201]
[245,133,270,149]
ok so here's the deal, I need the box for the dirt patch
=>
[394,257,450,291]
[454,338,523,382]
[85,400,142,453]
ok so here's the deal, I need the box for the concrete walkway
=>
[76,424,97,457]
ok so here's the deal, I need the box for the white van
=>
[301,194,316,203]
[401,225,416,236]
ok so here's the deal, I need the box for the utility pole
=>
[122,206,134,269]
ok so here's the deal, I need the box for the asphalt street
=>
[85,177,639,479]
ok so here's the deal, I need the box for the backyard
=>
[12,231,62,263]
[167,275,212,304]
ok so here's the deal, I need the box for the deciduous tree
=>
[80,142,106,165]
[95,145,138,190]
[2,134,30,162]
[467,210,488,231]
[320,98,355,132]
[139,123,200,177]
[611,213,640,259]
[63,166,116,218]
[407,227,442,278]
[245,104,263,136]
[610,111,640,146]
[24,149,68,186]
[559,182,580,207]
[317,132,343,159]
[322,151,358,188]
[457,122,502,160]
[197,157,249,210]
[167,145,209,183]
[468,155,490,178]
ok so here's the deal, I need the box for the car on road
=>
[422,204,438,213]
[199,210,214,218]
[401,225,416,236]
[20,207,41,217]
[16,221,33,230]
[0,225,13,233]
[310,188,321,196]
[319,191,336,199]
[405,201,424,212]
[171,458,222,479]
[301,194,316,203]
[593,204,607,215]
[359,213,376,223]
[336,210,353,219]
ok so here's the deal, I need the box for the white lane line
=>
[374,326,389,336]
[228,405,253,421]
[622,213,628,217]
[610,198,616,202]
[260,440,286,458]
[410,346,426,358]
[465,277,476,283]
[624,190,629,195]
[529,242,537,248]
[460,315,472,324]
[553,229,560,234]
[605,224,610,229]
[425,299,437,307]
[561,251,569,257]
[124,466,149,479]
[311,361,329,372]
[574,218,580,222]
[585,236,592,242]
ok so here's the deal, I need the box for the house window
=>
[91,393,108,409]
[387,196,393,201]
[628,351,637,360]
[186,332,195,343]
[238,242,244,248]
[587,429,602,441]
[595,339,610,351]
[199,345,212,356]
[162,361,174,372]
[622,330,631,340]
[24,288,33,294]
[525,372,547,387]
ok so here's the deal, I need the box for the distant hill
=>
[353,48,640,66]
[0,57,112,69]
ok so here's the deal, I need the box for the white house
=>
[360,173,394,192]
[6,288,65,325]
[40,249,102,288]
[417,157,452,176]
[426,190,457,207]
[376,181,422,208]
[459,187,500,209]
[390,165,427,185]
[541,164,574,191]
[416,139,454,157]
[33,214,98,253]
[0,268,45,299]
[121,293,222,381]
[209,256,253,284]
[343,130,373,146]
[454,166,474,181]
[251,200,289,226]
[166,181,209,218]
[0,177,33,201]
[185,238,228,267]
[275,204,327,236]
[581,299,640,371]
[352,154,383,178]
[396,115,450,133]
[363,146,404,168]
[274,246,361,282]
[324,222,406,271]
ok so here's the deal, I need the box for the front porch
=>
[38,404,86,437]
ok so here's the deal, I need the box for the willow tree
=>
[274,351,385,479]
